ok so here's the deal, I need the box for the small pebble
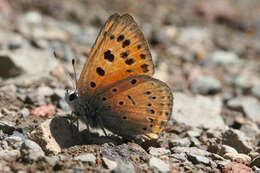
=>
[169,137,191,148]
[21,139,45,161]
[19,108,30,117]
[0,150,21,161]
[45,156,59,166]
[205,50,239,66]
[222,129,253,154]
[187,153,211,165]
[187,129,201,138]
[112,161,135,173]
[224,153,251,165]
[149,157,170,173]
[170,153,187,162]
[149,147,171,156]
[221,145,238,155]
[37,86,54,97]
[190,75,222,95]
[102,157,117,170]
[74,153,96,166]
[223,162,253,173]
[5,136,24,149]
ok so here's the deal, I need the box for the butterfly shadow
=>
[49,117,125,148]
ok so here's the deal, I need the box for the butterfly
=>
[65,13,173,140]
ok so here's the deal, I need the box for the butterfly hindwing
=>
[92,75,173,139]
[77,14,154,98]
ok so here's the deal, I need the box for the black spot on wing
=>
[112,88,118,92]
[145,91,151,95]
[125,58,135,65]
[117,35,124,42]
[131,79,137,84]
[140,64,149,73]
[96,67,105,76]
[122,39,130,48]
[120,51,129,58]
[110,35,115,40]
[127,95,136,105]
[126,69,133,73]
[90,81,96,88]
[140,54,146,59]
[104,50,114,62]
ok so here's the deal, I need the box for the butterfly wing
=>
[92,75,173,139]
[77,14,154,98]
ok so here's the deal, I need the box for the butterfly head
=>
[64,89,79,111]
[63,57,81,111]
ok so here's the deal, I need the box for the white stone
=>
[149,157,170,173]
[102,157,117,170]
[172,92,226,129]
[22,140,45,161]
[149,147,171,156]
[30,119,61,154]
[74,153,96,165]
[227,96,260,122]
[208,50,239,66]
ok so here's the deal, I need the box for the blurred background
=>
[0,0,260,172]
[1,0,259,124]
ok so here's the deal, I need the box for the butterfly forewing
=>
[77,14,154,98]
[93,75,173,139]
[77,13,120,95]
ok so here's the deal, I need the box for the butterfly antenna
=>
[72,58,77,90]
[53,51,76,90]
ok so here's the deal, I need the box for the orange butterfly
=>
[65,13,173,139]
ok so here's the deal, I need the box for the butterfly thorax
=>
[65,90,100,128]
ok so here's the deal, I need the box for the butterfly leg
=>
[72,111,80,132]
[76,118,79,132]
[101,126,108,137]
[97,116,108,137]
[68,111,78,132]
[81,115,91,138]
[86,121,90,136]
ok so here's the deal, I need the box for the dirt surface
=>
[0,0,260,172]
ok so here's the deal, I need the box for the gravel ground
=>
[0,0,260,172]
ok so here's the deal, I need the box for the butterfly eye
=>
[69,93,77,101]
